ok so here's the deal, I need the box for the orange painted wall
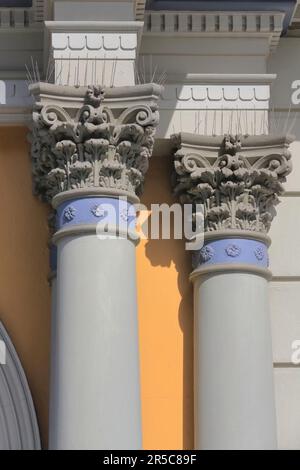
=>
[0,127,194,449]
[0,127,51,447]
[138,152,194,450]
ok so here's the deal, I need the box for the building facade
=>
[0,0,300,450]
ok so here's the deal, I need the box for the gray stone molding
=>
[144,10,284,52]
[172,132,294,234]
[52,223,140,245]
[135,0,146,21]
[30,82,161,113]
[30,83,162,202]
[0,0,46,29]
[190,263,272,282]
[0,321,41,450]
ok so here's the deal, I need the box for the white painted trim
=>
[160,81,272,111]
[45,20,144,34]
[166,73,277,85]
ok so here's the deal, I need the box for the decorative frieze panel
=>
[52,33,138,59]
[47,21,143,86]
[161,84,270,110]
[172,133,293,233]
[31,83,162,202]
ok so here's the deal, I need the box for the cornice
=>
[145,0,296,33]
[144,10,284,52]
[45,20,144,34]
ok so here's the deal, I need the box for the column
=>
[172,132,294,449]
[30,81,161,448]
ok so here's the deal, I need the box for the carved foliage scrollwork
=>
[173,134,292,233]
[31,86,159,202]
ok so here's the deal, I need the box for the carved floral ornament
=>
[172,133,294,233]
[30,85,161,203]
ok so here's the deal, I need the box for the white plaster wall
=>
[267,38,300,449]
[274,368,300,450]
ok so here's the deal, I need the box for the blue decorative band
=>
[193,238,269,270]
[56,197,136,232]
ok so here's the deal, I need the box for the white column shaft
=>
[194,271,277,450]
[49,234,141,450]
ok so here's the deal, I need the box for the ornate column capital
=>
[30,82,162,204]
[172,132,294,234]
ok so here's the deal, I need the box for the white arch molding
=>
[0,321,41,450]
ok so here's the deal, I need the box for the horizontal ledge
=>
[166,73,277,85]
[52,224,140,245]
[273,363,300,369]
[281,192,300,197]
[190,263,272,281]
[173,132,295,148]
[45,21,144,33]
[52,188,140,209]
[271,276,300,282]
[0,26,44,34]
[143,32,280,38]
[29,81,163,104]
[145,9,285,16]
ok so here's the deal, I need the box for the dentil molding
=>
[0,0,46,29]
[144,10,284,52]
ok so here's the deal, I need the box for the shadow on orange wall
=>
[0,127,51,448]
[138,151,194,450]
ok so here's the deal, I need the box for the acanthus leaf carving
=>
[172,133,293,233]
[31,87,160,202]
